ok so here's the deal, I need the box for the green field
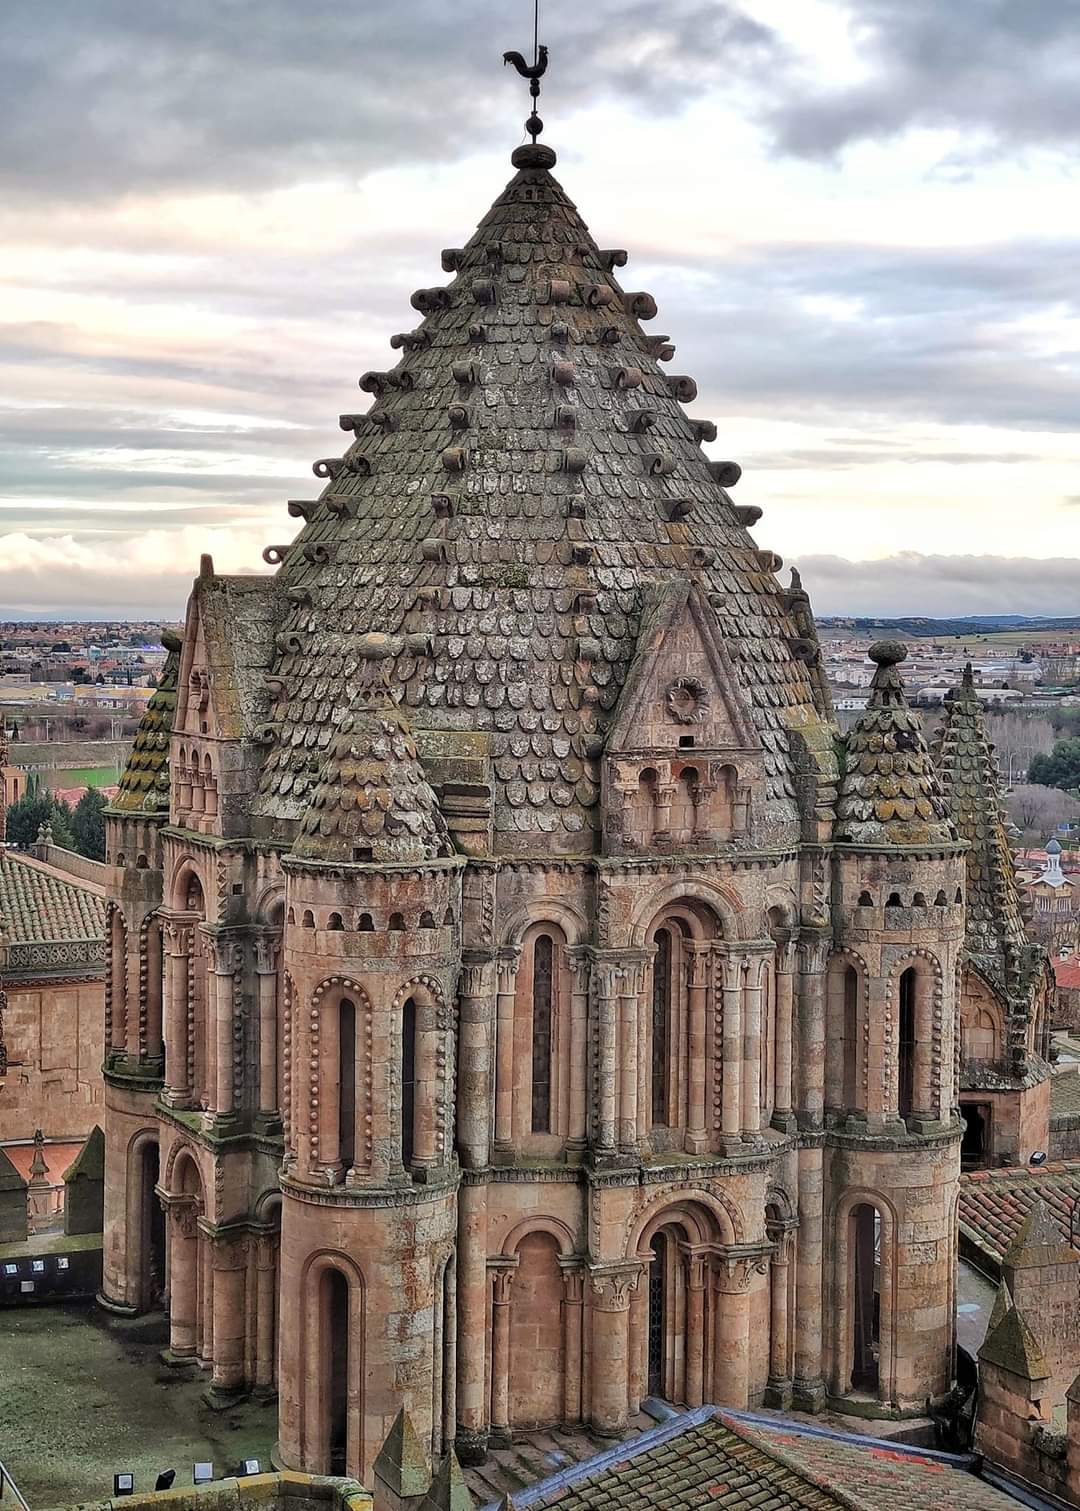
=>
[46,764,119,789]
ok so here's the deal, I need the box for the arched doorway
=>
[166,1150,204,1362]
[299,1254,364,1476]
[126,1132,164,1312]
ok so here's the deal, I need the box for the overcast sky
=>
[1,0,1078,620]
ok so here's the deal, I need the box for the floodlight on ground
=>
[193,1463,214,1486]
[239,1460,262,1477]
[155,1471,176,1491]
[113,1473,135,1496]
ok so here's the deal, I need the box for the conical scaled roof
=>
[110,629,181,813]
[935,665,1028,962]
[291,694,452,865]
[252,141,821,853]
[834,641,957,848]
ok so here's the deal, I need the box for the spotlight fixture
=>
[113,1473,135,1497]
[193,1463,214,1486]
[1030,1151,1048,1166]
[154,1471,176,1491]
[239,1460,262,1477]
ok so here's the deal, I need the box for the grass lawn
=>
[0,1304,277,1506]
[45,765,119,789]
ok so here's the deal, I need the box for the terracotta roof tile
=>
[0,851,106,947]
[959,1159,1080,1265]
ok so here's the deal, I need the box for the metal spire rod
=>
[503,0,549,143]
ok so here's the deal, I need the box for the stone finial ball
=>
[511,142,557,169]
[868,639,908,666]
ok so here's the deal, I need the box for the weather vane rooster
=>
[503,3,549,146]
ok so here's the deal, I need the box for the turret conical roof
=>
[251,141,823,854]
[110,629,181,813]
[935,665,1028,966]
[834,641,957,848]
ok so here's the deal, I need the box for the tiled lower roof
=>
[0,851,106,945]
[512,1410,1021,1511]
[959,1160,1080,1266]
[1051,1071,1080,1119]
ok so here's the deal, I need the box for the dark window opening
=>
[898,968,916,1119]
[339,997,356,1170]
[327,912,345,931]
[961,1102,989,1169]
[886,892,903,908]
[651,928,672,1126]
[353,846,373,863]
[912,892,927,907]
[357,913,374,932]
[389,912,405,932]
[857,890,873,906]
[401,997,416,1168]
[326,1269,349,1473]
[678,735,695,748]
[443,907,454,927]
[934,890,947,906]
[647,1231,667,1397]
[531,935,554,1133]
[842,965,859,1109]
[302,909,315,929]
[419,910,436,929]
[851,1204,880,1393]
[955,887,963,903]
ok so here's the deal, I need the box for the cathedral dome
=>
[253,144,822,853]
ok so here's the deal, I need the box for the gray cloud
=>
[767,0,1080,158]
[796,552,1080,617]
[2,1,776,202]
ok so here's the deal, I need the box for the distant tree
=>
[1007,784,1080,845]
[71,787,107,861]
[1029,739,1080,793]
[4,792,76,849]
[985,711,1056,783]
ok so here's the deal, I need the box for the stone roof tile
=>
[111,630,181,813]
[834,641,956,849]
[251,144,821,851]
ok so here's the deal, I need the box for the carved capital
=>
[489,1257,518,1304]
[714,1244,772,1292]
[495,946,521,995]
[587,1262,642,1312]
[254,934,278,975]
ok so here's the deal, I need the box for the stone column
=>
[163,922,192,1105]
[493,948,519,1154]
[208,935,236,1122]
[198,1224,214,1367]
[794,1148,826,1410]
[210,1236,247,1399]
[797,936,827,1127]
[771,942,796,1132]
[742,949,768,1136]
[560,1261,585,1423]
[684,1249,707,1408]
[718,952,742,1147]
[458,954,495,1170]
[566,951,590,1155]
[685,943,709,1154]
[590,955,619,1155]
[489,1261,516,1446]
[166,1202,199,1360]
[588,1265,640,1435]
[765,1229,794,1408]
[255,936,280,1127]
[713,1258,753,1406]
[254,1235,277,1395]
[618,964,640,1153]
[628,1270,647,1413]
[412,999,439,1171]
[455,1175,489,1466]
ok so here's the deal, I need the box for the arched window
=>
[109,908,128,1053]
[898,968,916,1119]
[531,935,554,1133]
[651,928,673,1126]
[357,912,374,932]
[389,912,405,932]
[339,997,356,1170]
[886,891,903,908]
[857,890,873,907]
[912,892,927,908]
[302,909,316,929]
[842,965,859,1109]
[419,910,436,929]
[144,916,164,1061]
[934,890,947,906]
[401,997,416,1169]
[327,912,344,931]
[324,1268,350,1473]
